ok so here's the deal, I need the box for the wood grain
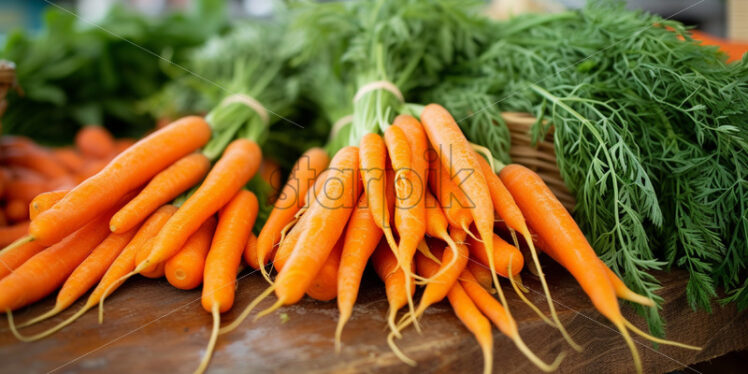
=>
[0,261,745,374]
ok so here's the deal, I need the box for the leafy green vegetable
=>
[1,0,227,144]
[427,1,748,333]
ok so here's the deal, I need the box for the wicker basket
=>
[501,112,576,211]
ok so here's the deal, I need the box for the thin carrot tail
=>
[254,298,283,321]
[415,235,458,285]
[334,311,350,353]
[387,330,417,366]
[98,270,137,324]
[623,318,701,350]
[507,231,529,293]
[615,320,643,374]
[508,261,555,327]
[416,240,440,264]
[219,284,275,335]
[0,235,33,257]
[402,269,421,333]
[387,306,402,339]
[15,306,64,328]
[522,231,583,352]
[462,224,481,242]
[479,338,493,374]
[511,333,566,372]
[619,290,656,307]
[194,304,220,374]
[8,303,92,342]
[470,143,497,173]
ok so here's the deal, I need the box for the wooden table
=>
[1,263,746,373]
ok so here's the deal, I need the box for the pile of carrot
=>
[1,107,699,374]
[0,126,134,249]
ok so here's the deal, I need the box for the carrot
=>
[0,241,45,280]
[530,227,655,307]
[306,238,342,302]
[53,148,85,173]
[372,239,415,335]
[24,116,210,247]
[334,194,384,350]
[474,151,578,348]
[4,179,48,203]
[0,222,30,247]
[500,164,700,373]
[8,205,179,342]
[359,133,399,255]
[76,125,115,159]
[165,217,217,290]
[15,226,140,328]
[5,199,28,222]
[222,146,359,334]
[466,232,523,279]
[447,281,493,374]
[29,190,68,221]
[270,146,359,305]
[428,156,473,229]
[0,211,111,311]
[195,189,258,374]
[0,148,69,179]
[421,104,500,297]
[460,269,565,372]
[110,153,211,233]
[242,233,259,270]
[257,148,329,282]
[0,211,6,227]
[135,139,260,275]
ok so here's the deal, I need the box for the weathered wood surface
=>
[0,264,745,374]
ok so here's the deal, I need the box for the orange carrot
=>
[423,190,462,280]
[53,148,85,173]
[7,205,178,342]
[359,133,398,257]
[29,190,68,221]
[259,158,282,202]
[165,217,217,290]
[500,164,700,373]
[0,211,111,311]
[110,152,211,233]
[242,232,259,270]
[447,281,493,374]
[4,179,48,204]
[5,199,28,222]
[221,147,359,334]
[28,116,211,246]
[307,237,342,302]
[466,261,493,290]
[460,269,565,372]
[136,237,166,279]
[256,148,329,281]
[0,241,45,280]
[113,139,136,155]
[76,125,115,159]
[421,104,498,297]
[272,146,359,305]
[0,148,68,179]
[0,222,30,247]
[196,189,258,374]
[135,139,261,274]
[15,226,140,328]
[334,194,383,350]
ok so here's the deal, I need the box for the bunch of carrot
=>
[206,103,698,374]
[0,126,134,248]
[1,104,699,374]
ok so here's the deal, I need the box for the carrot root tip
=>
[194,304,221,374]
[219,284,276,335]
